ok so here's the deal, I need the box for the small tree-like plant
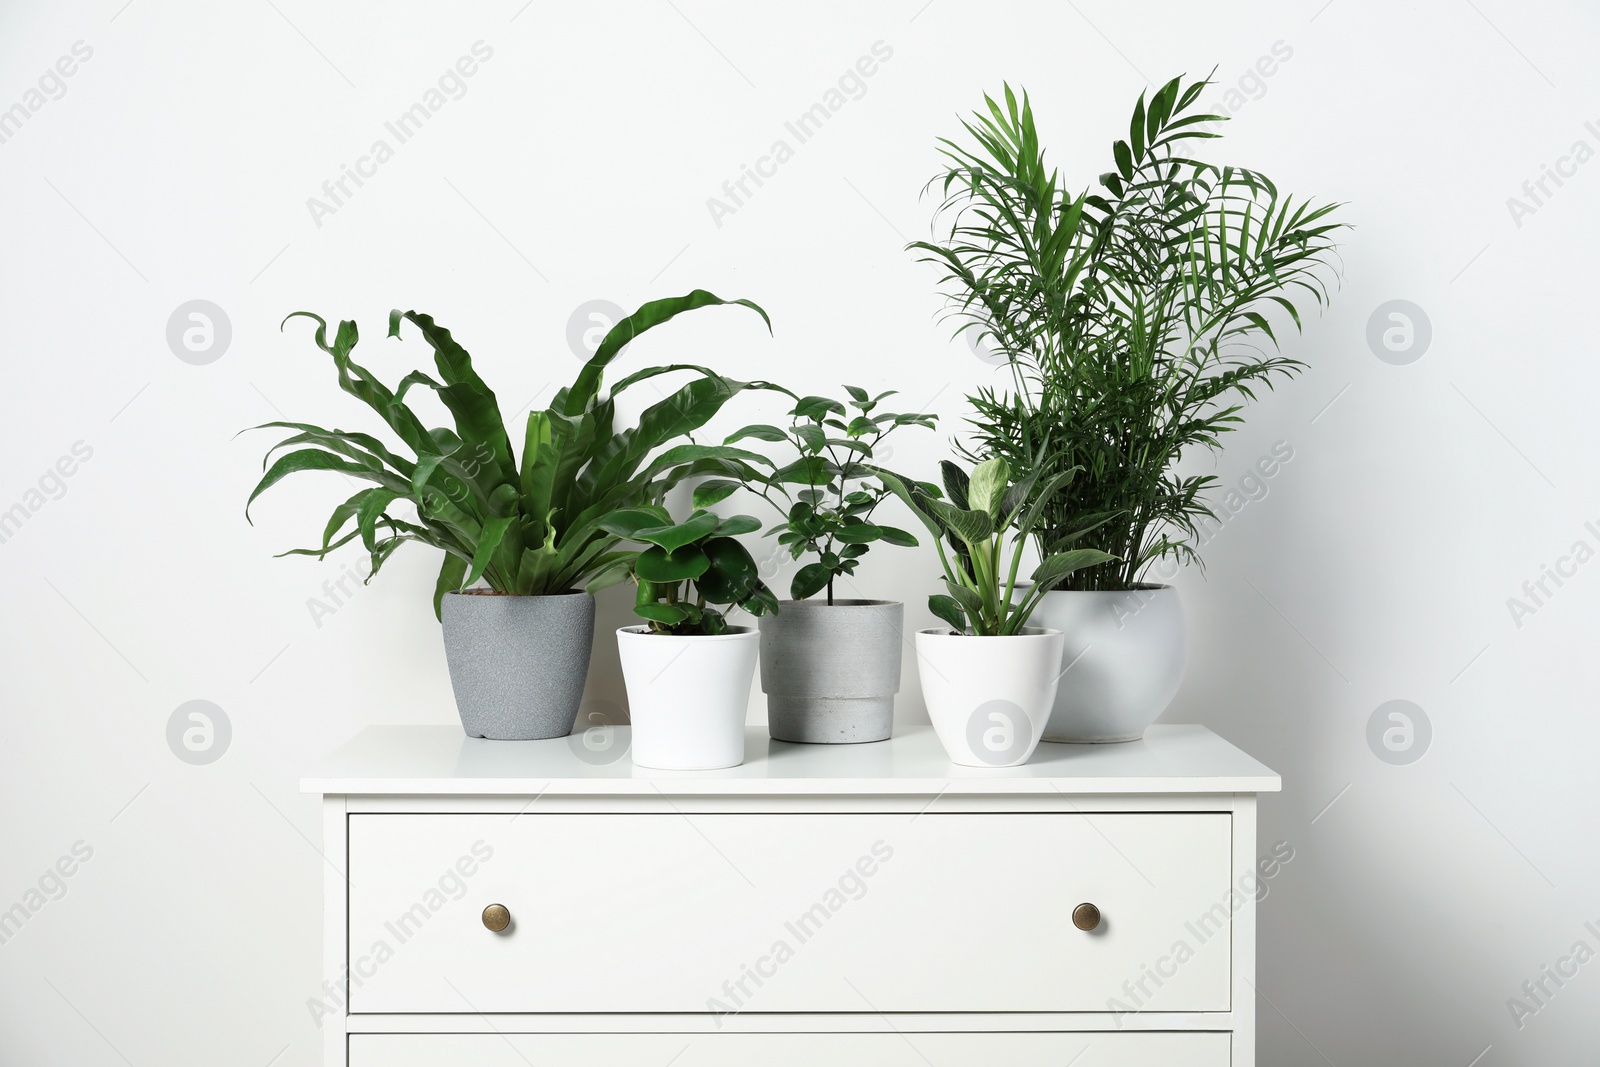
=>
[913,76,1345,590]
[716,388,936,604]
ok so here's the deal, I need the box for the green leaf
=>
[634,601,689,626]
[432,553,468,621]
[942,578,988,631]
[877,525,918,547]
[924,498,993,548]
[1113,138,1134,179]
[863,466,943,542]
[793,423,826,453]
[745,584,780,618]
[635,544,710,583]
[791,562,833,600]
[834,523,882,544]
[928,594,968,634]
[695,536,761,605]
[939,461,970,510]
[637,443,772,484]
[724,423,789,444]
[793,395,846,420]
[279,313,434,458]
[1044,511,1122,552]
[585,555,635,594]
[1031,549,1118,592]
[1015,465,1080,544]
[1130,91,1147,161]
[712,514,761,537]
[693,479,741,507]
[252,420,415,477]
[773,456,836,486]
[388,310,517,488]
[355,488,401,551]
[966,456,1010,517]
[567,291,771,415]
[519,410,557,542]
[595,506,674,539]
[246,449,394,520]
[631,510,721,552]
[465,513,516,587]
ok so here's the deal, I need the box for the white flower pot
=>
[1027,585,1187,743]
[616,625,758,770]
[913,627,1066,767]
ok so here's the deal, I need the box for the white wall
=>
[2,0,1597,1062]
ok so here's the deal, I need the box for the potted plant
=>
[246,291,776,740]
[600,507,780,770]
[913,77,1344,742]
[872,456,1112,767]
[715,388,936,744]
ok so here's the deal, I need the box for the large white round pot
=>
[616,625,758,770]
[913,627,1066,768]
[1026,584,1187,743]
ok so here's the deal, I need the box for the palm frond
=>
[920,77,1345,589]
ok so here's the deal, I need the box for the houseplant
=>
[247,291,776,740]
[600,506,779,770]
[872,455,1112,767]
[913,77,1344,741]
[720,389,936,744]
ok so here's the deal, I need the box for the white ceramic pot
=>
[913,627,1066,768]
[1026,585,1187,743]
[616,625,758,770]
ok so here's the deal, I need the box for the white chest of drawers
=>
[302,724,1280,1066]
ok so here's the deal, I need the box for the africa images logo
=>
[965,700,1034,765]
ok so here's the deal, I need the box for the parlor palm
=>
[913,76,1345,589]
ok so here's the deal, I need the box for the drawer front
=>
[350,1031,1232,1065]
[347,812,1232,1014]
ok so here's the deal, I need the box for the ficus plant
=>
[713,388,936,604]
[598,506,780,636]
[245,291,779,617]
[871,453,1114,636]
[913,76,1345,591]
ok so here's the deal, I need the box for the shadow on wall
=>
[578,582,636,726]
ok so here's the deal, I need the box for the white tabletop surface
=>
[301,724,1280,796]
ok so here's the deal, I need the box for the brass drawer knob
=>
[1072,902,1101,932]
[482,903,511,933]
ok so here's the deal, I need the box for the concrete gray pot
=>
[440,590,595,740]
[759,599,902,744]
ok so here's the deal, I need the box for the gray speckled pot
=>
[759,599,902,744]
[441,590,594,740]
